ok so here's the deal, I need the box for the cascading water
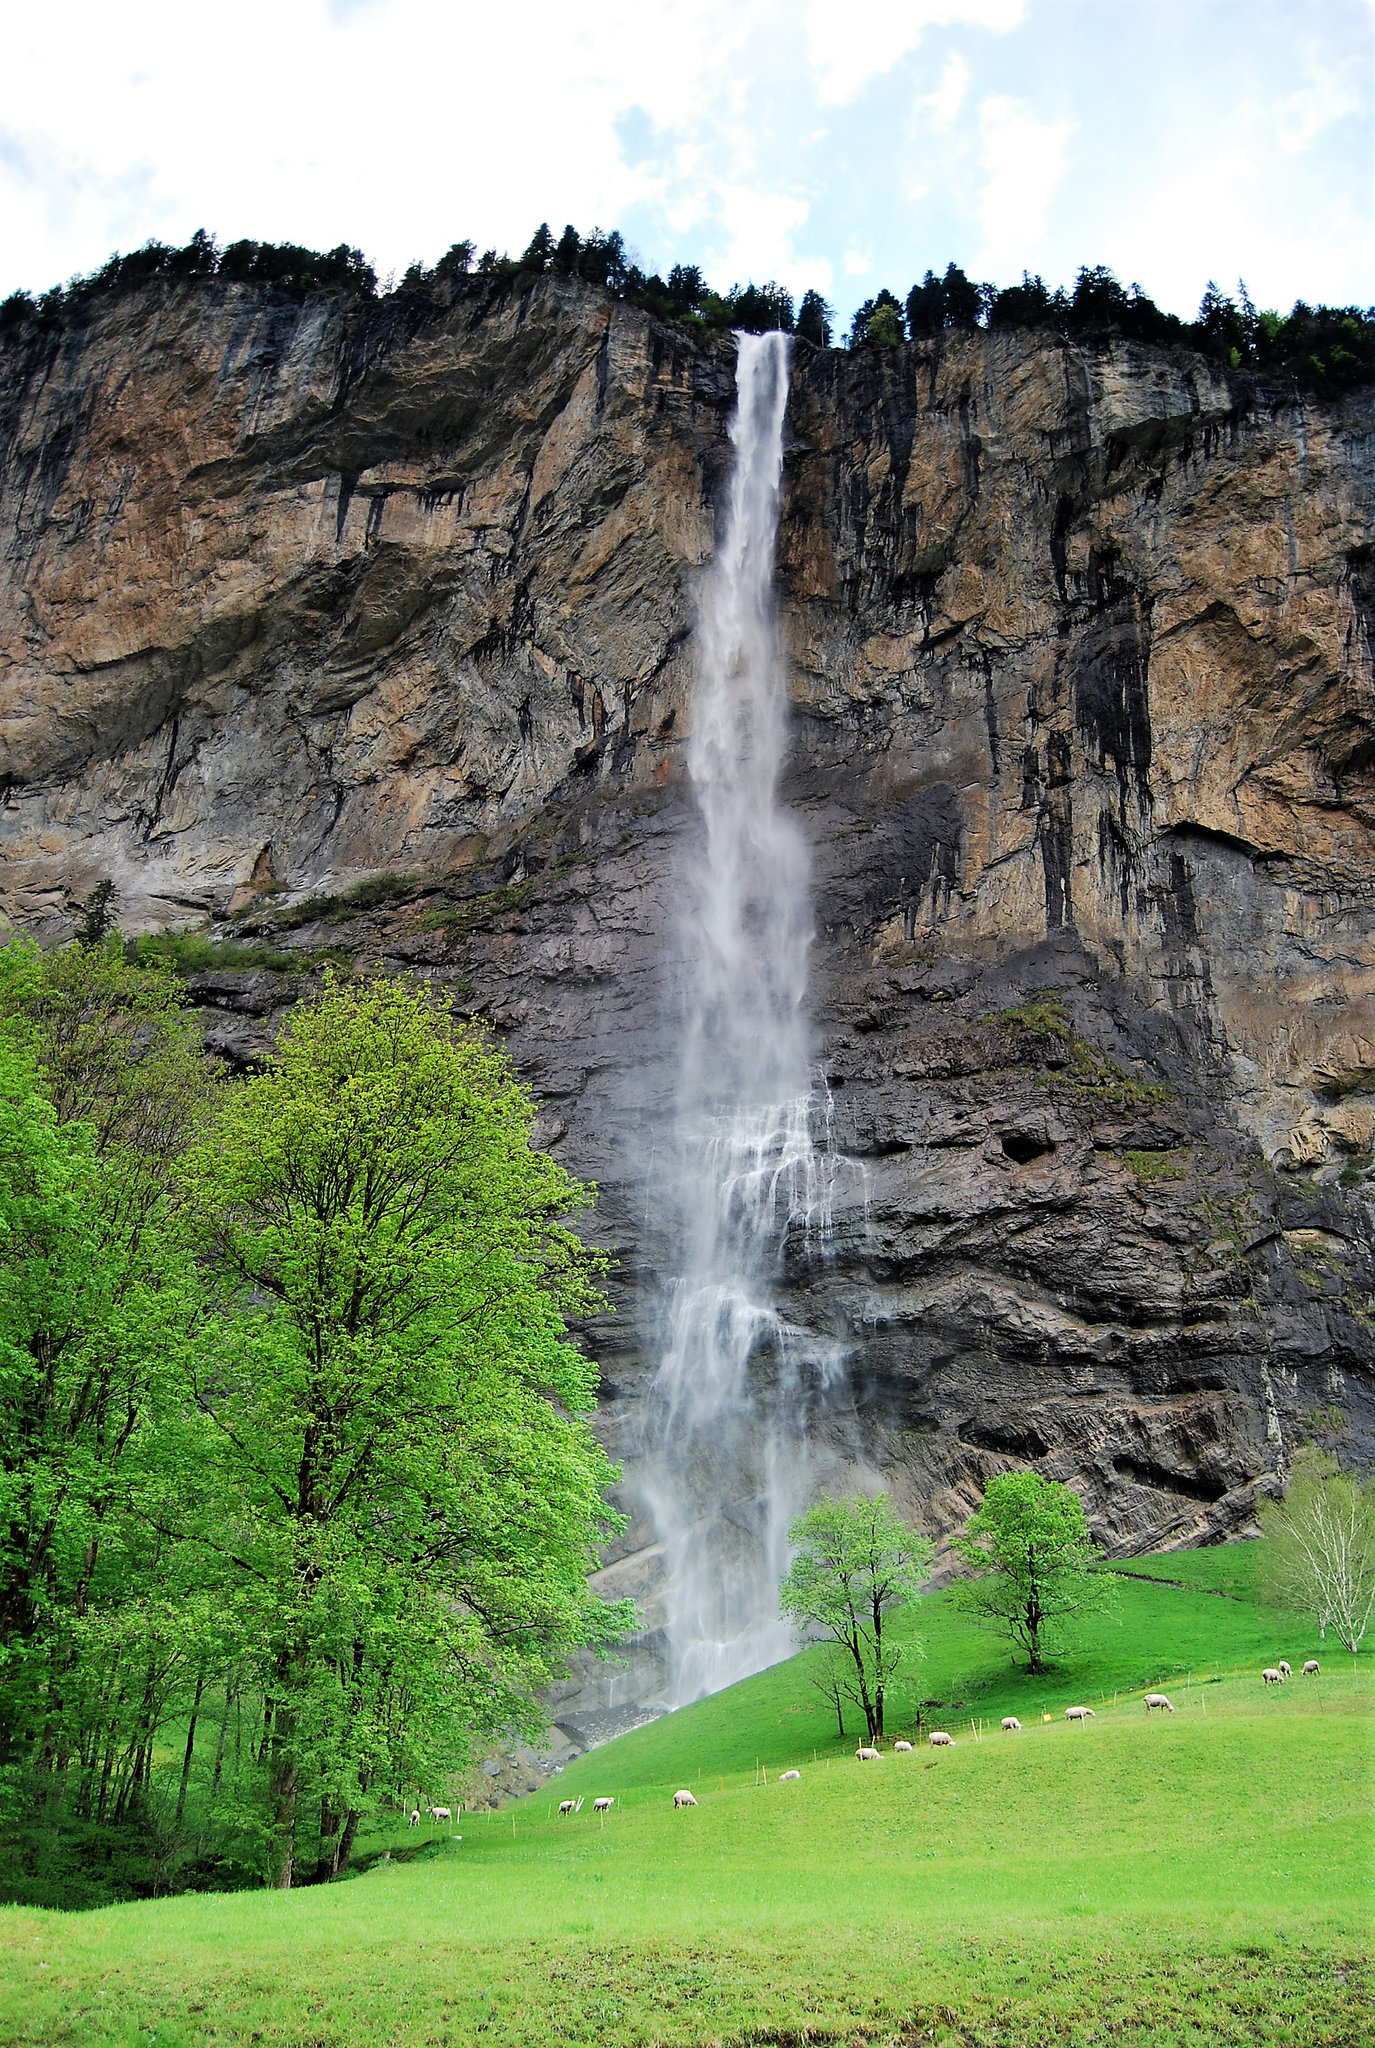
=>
[638,330,843,1706]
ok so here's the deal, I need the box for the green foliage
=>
[127,932,350,977]
[3,1598,1368,2048]
[173,975,629,1885]
[6,225,1373,399]
[848,287,905,347]
[237,871,421,932]
[1115,1148,1186,1182]
[0,950,627,1905]
[1259,1446,1375,1654]
[991,995,1071,1036]
[779,1492,931,1741]
[950,1471,1115,1674]
[796,289,832,349]
[906,263,985,335]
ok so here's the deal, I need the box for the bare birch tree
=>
[1259,1448,1375,1655]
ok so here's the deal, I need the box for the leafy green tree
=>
[176,975,631,1885]
[1260,1447,1375,1655]
[780,1493,931,1741]
[950,1471,1113,1674]
[849,288,904,348]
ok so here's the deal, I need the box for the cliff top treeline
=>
[2,221,1373,400]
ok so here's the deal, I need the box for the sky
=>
[2,0,1372,328]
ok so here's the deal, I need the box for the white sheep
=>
[1143,1694,1174,1714]
[673,1789,697,1808]
[855,1745,882,1761]
[1303,1660,1320,1676]
[1001,1716,1021,1732]
[431,1806,452,1823]
[1262,1667,1283,1685]
[407,1808,421,1827]
[1065,1706,1095,1723]
[779,1769,801,1781]
[592,1797,614,1812]
[928,1731,954,1747]
[1277,1661,1292,1679]
[558,1800,575,1816]
[893,1740,913,1752]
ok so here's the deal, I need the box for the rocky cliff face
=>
[3,272,1374,1736]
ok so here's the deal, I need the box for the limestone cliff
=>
[3,271,1374,1732]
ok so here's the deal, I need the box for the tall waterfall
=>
[639,330,839,1706]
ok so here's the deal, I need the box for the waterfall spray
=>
[639,331,841,1706]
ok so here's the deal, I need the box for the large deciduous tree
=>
[779,1493,931,1742]
[176,975,631,1886]
[1260,1448,1375,1656]
[950,1471,1113,1674]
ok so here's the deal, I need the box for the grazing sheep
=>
[928,1731,954,1747]
[431,1806,452,1823]
[1303,1660,1320,1676]
[1001,1717,1022,1733]
[1065,1706,1095,1723]
[558,1800,575,1816]
[1277,1661,1292,1679]
[673,1789,698,1808]
[855,1745,882,1761]
[1262,1667,1283,1685]
[407,1808,421,1827]
[1143,1694,1174,1714]
[893,1740,913,1752]
[592,1797,614,1813]
[779,1769,801,1781]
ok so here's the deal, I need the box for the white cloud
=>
[918,53,970,132]
[973,94,1072,276]
[844,248,873,276]
[805,0,1022,106]
[1276,58,1363,154]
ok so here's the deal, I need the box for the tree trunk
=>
[316,1798,341,1885]
[332,1808,360,1878]
[175,1674,204,1828]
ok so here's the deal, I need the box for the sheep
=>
[1303,1660,1320,1676]
[1001,1716,1022,1732]
[407,1808,421,1827]
[1065,1706,1095,1723]
[1277,1661,1292,1679]
[558,1800,575,1816]
[928,1731,954,1747]
[779,1769,801,1781]
[855,1745,882,1761]
[1262,1667,1283,1685]
[1143,1694,1174,1714]
[430,1806,452,1824]
[673,1789,697,1808]
[592,1797,614,1812]
[893,1740,913,1752]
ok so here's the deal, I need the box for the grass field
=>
[1,1552,1370,2048]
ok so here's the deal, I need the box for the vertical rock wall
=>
[3,273,1374,1732]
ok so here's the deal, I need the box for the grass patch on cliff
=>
[127,934,353,977]
[4,1561,1368,2047]
[235,872,425,932]
[1109,1147,1188,1182]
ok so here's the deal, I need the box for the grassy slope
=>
[1,1563,1370,2048]
[549,1560,1330,1797]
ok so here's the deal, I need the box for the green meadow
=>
[2,1551,1370,2048]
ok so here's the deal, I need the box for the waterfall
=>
[639,330,840,1706]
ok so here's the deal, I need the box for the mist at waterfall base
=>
[636,331,854,1710]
